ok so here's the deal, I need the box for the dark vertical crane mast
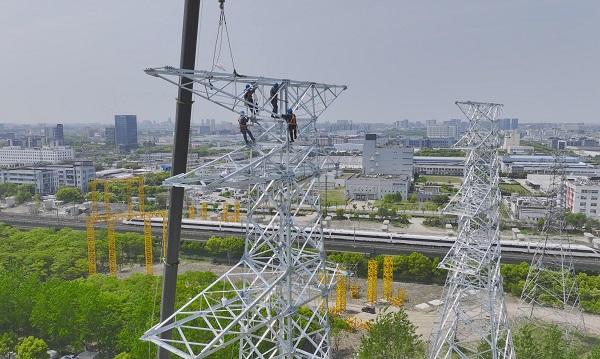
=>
[157,1,200,358]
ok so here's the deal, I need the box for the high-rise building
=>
[105,126,116,146]
[114,115,138,152]
[53,124,64,146]
[498,118,519,131]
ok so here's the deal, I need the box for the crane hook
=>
[219,0,225,10]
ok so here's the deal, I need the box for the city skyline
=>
[1,1,599,125]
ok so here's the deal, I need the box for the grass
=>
[499,183,531,195]
[420,175,463,184]
[322,188,347,206]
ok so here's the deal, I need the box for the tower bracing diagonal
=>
[429,101,515,359]
[519,152,586,335]
[141,67,347,359]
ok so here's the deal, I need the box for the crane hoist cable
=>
[211,0,238,75]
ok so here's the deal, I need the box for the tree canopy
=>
[55,186,84,203]
[357,309,425,359]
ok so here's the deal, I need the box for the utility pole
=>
[157,1,200,358]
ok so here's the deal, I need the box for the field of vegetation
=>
[3,224,600,357]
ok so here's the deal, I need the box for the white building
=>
[346,174,410,201]
[0,146,74,166]
[502,131,533,154]
[426,124,457,139]
[0,167,57,194]
[362,134,413,177]
[46,161,96,193]
[501,155,598,176]
[0,161,95,195]
[566,178,600,218]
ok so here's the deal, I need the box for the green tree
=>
[565,212,587,231]
[432,194,450,207]
[335,208,345,219]
[588,345,600,359]
[514,324,542,359]
[383,192,403,203]
[204,236,244,264]
[357,309,425,359]
[55,186,84,203]
[15,188,33,204]
[114,353,133,359]
[15,336,48,359]
[0,332,17,355]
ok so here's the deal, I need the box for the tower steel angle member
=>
[141,67,347,359]
[429,101,515,359]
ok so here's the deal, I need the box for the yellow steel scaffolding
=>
[367,260,378,304]
[200,202,208,219]
[335,274,347,313]
[87,177,147,276]
[233,201,240,222]
[383,256,393,301]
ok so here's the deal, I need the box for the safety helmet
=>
[245,84,251,89]
[287,108,293,114]
[240,110,246,115]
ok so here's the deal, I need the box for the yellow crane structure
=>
[367,260,378,304]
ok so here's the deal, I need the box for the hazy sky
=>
[1,1,599,125]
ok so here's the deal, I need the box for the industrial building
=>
[566,177,600,218]
[501,155,598,176]
[344,134,413,200]
[413,156,465,176]
[507,196,550,222]
[345,174,410,201]
[0,146,74,166]
[362,133,413,176]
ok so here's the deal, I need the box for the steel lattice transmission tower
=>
[429,101,515,359]
[141,67,347,359]
[519,151,586,334]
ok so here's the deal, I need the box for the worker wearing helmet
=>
[243,84,258,118]
[238,111,255,145]
[283,108,297,142]
[270,83,279,118]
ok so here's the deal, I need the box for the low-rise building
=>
[566,178,600,218]
[345,174,410,201]
[508,196,550,222]
[46,161,96,193]
[413,156,465,176]
[363,134,413,177]
[0,146,74,166]
[501,155,598,176]
[0,161,95,195]
[0,167,57,194]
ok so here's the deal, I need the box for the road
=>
[1,213,598,271]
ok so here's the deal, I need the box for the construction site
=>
[2,1,596,359]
